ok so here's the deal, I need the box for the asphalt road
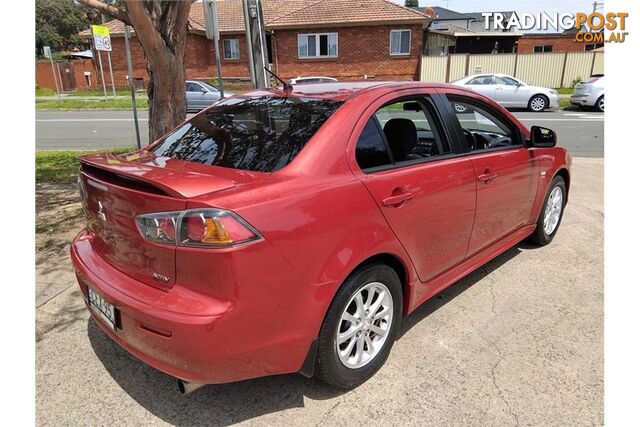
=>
[35,109,604,157]
[36,158,603,425]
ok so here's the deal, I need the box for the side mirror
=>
[528,125,556,147]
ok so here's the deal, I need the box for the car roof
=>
[237,81,455,101]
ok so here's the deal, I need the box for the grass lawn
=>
[36,148,135,185]
[556,88,575,95]
[69,88,144,97]
[36,87,58,97]
[36,98,148,110]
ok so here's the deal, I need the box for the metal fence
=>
[420,51,604,88]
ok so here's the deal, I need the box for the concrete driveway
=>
[36,158,603,425]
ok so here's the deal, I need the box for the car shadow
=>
[87,319,343,425]
[399,243,531,337]
[88,241,534,425]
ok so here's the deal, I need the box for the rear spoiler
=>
[79,152,235,199]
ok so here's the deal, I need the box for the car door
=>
[186,82,209,110]
[494,76,528,107]
[185,82,201,111]
[352,94,477,283]
[465,75,498,101]
[441,91,539,255]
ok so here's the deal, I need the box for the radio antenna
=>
[264,67,293,91]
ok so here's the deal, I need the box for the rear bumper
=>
[570,93,598,106]
[71,230,317,384]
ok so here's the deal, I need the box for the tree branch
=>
[124,0,166,61]
[76,0,131,26]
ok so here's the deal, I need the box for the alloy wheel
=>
[598,97,604,112]
[336,282,393,369]
[530,96,546,112]
[543,186,563,235]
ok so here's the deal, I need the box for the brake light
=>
[136,209,261,247]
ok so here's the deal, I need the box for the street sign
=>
[203,0,220,41]
[43,46,51,59]
[91,25,112,52]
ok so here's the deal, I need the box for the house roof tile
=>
[80,0,429,37]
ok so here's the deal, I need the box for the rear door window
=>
[356,118,392,170]
[355,97,452,172]
[150,96,343,172]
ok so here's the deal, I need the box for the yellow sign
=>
[91,25,112,51]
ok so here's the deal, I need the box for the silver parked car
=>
[570,75,604,112]
[452,73,560,112]
[289,76,338,85]
[185,80,234,112]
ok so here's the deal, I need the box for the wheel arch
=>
[554,167,570,203]
[529,93,549,106]
[298,251,412,378]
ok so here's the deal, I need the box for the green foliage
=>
[35,0,101,56]
[36,148,135,184]
[570,76,583,89]
[404,0,419,7]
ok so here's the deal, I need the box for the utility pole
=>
[124,25,142,149]
[592,1,604,13]
[203,0,225,97]
[243,0,268,88]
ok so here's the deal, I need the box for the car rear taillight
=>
[136,209,261,247]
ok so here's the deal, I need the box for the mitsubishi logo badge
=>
[97,201,107,222]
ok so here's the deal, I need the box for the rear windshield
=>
[149,95,343,172]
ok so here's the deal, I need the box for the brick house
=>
[517,33,604,53]
[65,0,430,89]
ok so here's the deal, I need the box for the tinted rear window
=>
[150,95,342,172]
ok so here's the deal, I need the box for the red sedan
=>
[71,81,570,392]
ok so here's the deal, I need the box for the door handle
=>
[382,191,414,207]
[477,169,498,183]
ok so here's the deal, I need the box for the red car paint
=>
[71,81,571,385]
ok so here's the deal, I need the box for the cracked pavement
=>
[35,157,603,425]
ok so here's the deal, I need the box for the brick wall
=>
[273,24,423,81]
[517,35,589,53]
[36,25,425,90]
[95,34,251,87]
[36,59,99,90]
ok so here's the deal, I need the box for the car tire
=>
[315,264,402,389]
[528,175,567,246]
[528,95,548,112]
[596,95,604,112]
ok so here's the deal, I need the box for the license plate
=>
[87,286,116,330]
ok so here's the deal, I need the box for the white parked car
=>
[452,73,560,112]
[570,75,604,112]
[289,76,338,85]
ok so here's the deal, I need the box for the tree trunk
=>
[77,0,192,143]
[146,45,187,142]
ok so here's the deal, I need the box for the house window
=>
[533,45,553,53]
[390,30,411,55]
[223,39,240,60]
[297,33,338,58]
[585,43,604,51]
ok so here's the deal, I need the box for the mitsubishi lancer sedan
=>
[71,81,570,393]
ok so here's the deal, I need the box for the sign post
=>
[203,0,224,97]
[43,46,61,99]
[92,25,113,100]
[242,0,268,88]
[124,25,142,149]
